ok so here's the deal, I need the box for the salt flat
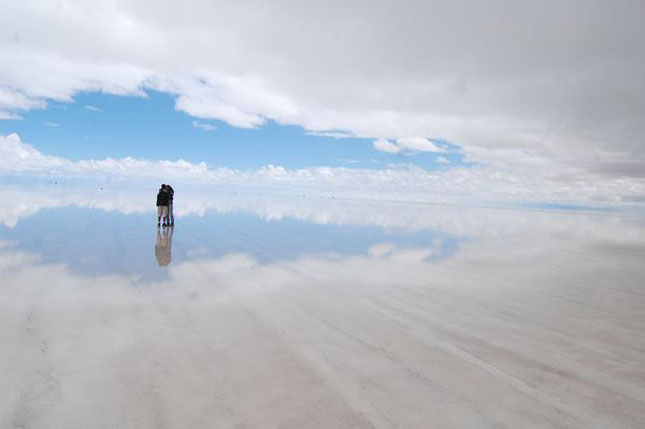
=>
[1,184,644,428]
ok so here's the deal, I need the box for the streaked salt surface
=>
[1,184,644,428]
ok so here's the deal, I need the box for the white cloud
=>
[2,133,645,208]
[0,86,44,119]
[373,138,400,154]
[4,180,645,242]
[307,131,354,139]
[44,121,59,127]
[396,138,445,153]
[0,133,213,182]
[0,111,22,120]
[85,105,102,112]
[436,156,450,164]
[373,137,447,154]
[192,120,216,131]
[0,0,642,183]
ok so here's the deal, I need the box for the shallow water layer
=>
[1,184,645,428]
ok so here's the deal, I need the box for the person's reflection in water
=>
[155,226,174,266]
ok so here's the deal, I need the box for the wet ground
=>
[1,184,645,428]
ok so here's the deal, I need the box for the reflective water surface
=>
[1,183,645,428]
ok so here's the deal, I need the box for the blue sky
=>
[0,91,464,171]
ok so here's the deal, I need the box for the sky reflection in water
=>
[0,203,460,279]
[1,182,644,288]
[2,183,645,427]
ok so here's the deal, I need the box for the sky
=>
[0,90,461,170]
[1,0,644,205]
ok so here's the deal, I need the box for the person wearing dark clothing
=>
[165,184,174,226]
[156,185,170,227]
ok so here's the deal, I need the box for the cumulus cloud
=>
[0,0,643,181]
[2,133,645,207]
[373,138,400,154]
[0,133,213,182]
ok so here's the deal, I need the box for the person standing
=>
[166,184,174,226]
[156,184,170,227]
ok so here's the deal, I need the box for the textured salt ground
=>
[1,204,645,428]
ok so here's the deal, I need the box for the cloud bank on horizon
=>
[2,133,645,206]
[0,0,644,203]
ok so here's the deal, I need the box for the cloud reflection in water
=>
[1,183,645,427]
